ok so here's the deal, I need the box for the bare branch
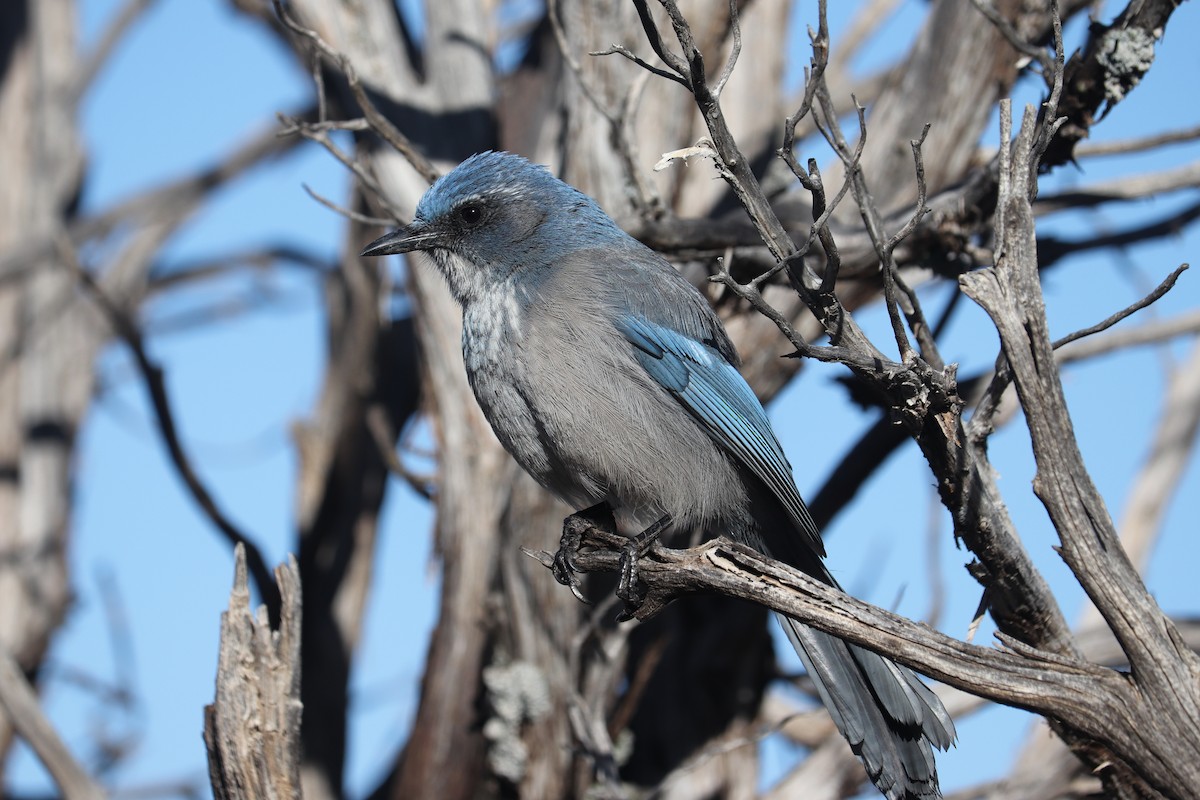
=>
[548,1,661,214]
[278,112,405,221]
[1075,123,1200,158]
[302,183,394,226]
[0,647,106,800]
[711,0,741,100]
[1035,162,1200,214]
[270,0,439,188]
[628,0,693,87]
[1052,263,1188,349]
[588,44,689,89]
[54,237,282,623]
[969,0,1055,76]
[366,404,433,500]
[1056,308,1200,364]
[961,98,1200,796]
[0,110,309,284]
[1042,0,1186,168]
[74,0,159,101]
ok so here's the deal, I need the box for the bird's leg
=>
[553,501,617,603]
[616,514,672,619]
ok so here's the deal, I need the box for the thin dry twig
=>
[366,404,434,500]
[970,0,1056,76]
[548,0,661,214]
[271,0,439,188]
[302,183,394,227]
[1056,307,1200,364]
[711,0,741,100]
[1052,263,1189,349]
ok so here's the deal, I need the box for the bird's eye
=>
[456,204,483,225]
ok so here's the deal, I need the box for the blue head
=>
[361,151,634,305]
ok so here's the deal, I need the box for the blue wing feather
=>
[617,315,824,558]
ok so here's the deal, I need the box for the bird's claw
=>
[551,506,671,618]
[551,518,586,600]
[615,540,649,621]
[552,503,618,604]
[615,515,671,620]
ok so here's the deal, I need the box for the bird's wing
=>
[616,314,824,558]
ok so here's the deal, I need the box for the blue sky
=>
[8,1,1199,798]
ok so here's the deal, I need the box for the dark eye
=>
[456,204,483,225]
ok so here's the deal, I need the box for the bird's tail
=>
[779,615,956,800]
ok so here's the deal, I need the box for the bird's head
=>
[361,151,628,305]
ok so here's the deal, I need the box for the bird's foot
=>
[552,502,618,603]
[615,515,671,621]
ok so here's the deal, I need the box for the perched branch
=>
[656,0,1076,657]
[529,537,1115,735]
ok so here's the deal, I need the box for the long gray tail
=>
[779,614,956,800]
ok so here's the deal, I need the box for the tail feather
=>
[780,616,955,800]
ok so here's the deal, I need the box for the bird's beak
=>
[360,222,442,257]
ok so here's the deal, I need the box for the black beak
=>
[360,223,441,257]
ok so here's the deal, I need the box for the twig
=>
[629,0,693,87]
[711,0,741,100]
[278,112,404,221]
[1056,307,1200,364]
[302,183,394,226]
[365,404,434,500]
[589,44,688,88]
[548,0,661,214]
[74,0,159,102]
[270,0,440,188]
[1052,263,1188,349]
[1028,0,1067,179]
[970,0,1055,76]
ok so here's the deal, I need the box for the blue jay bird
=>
[362,151,955,799]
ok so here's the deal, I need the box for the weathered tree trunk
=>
[0,0,86,766]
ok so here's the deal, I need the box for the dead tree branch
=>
[0,648,106,800]
[204,545,302,800]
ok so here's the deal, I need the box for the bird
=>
[361,150,955,799]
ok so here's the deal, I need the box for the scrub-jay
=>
[362,151,954,799]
